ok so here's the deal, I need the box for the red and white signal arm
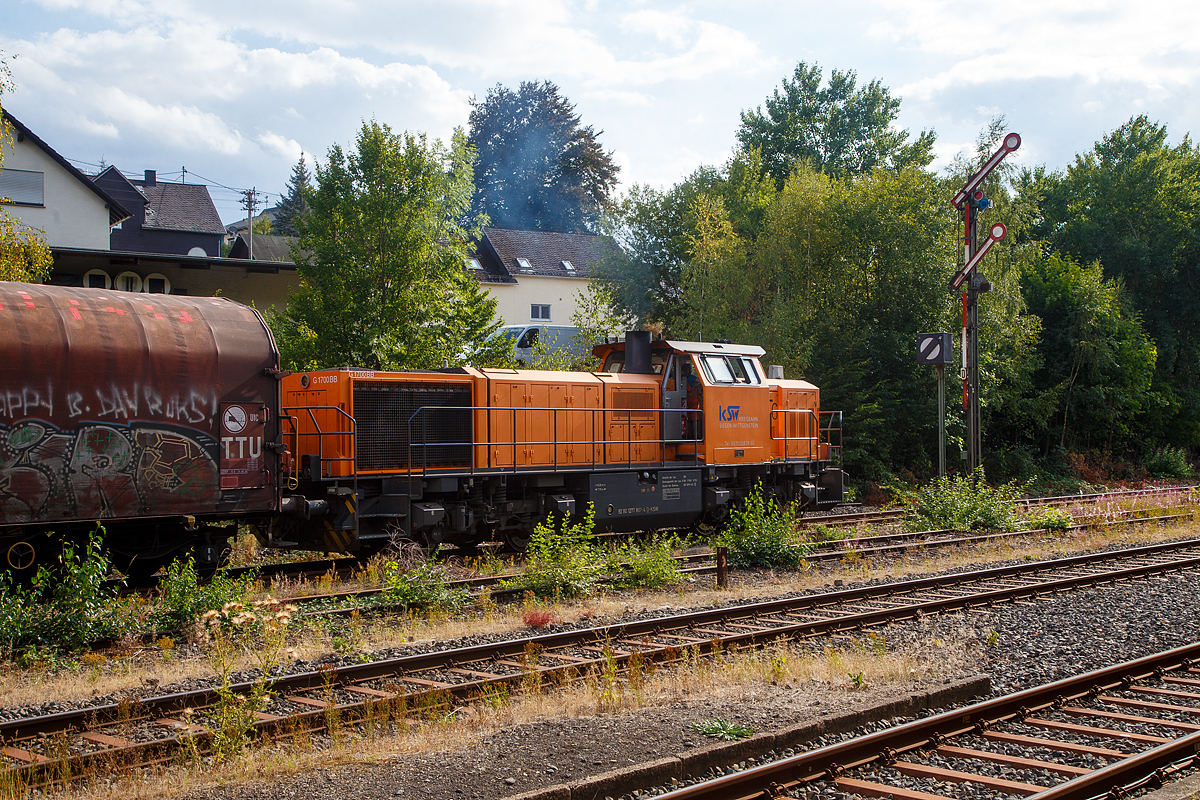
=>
[950,223,1008,290]
[952,133,1021,208]
[219,403,269,489]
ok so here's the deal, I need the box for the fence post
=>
[716,546,728,589]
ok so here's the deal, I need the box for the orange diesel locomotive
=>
[267,332,843,552]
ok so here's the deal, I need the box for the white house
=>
[0,111,128,250]
[469,227,620,327]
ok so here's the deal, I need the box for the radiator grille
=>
[611,390,654,420]
[353,382,472,470]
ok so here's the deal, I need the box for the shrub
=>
[608,534,682,589]
[502,504,605,599]
[717,482,808,569]
[379,558,469,609]
[154,555,257,632]
[904,468,1026,532]
[1143,446,1194,479]
[0,526,134,652]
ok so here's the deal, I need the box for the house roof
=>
[94,166,226,235]
[137,181,226,234]
[2,111,130,226]
[480,227,619,280]
[228,232,297,262]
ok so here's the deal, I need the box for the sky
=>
[4,0,1200,224]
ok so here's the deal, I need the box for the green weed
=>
[691,718,757,740]
[502,504,605,599]
[155,555,257,632]
[717,481,809,569]
[904,468,1027,532]
[607,534,682,589]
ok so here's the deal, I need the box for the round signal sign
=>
[223,405,248,434]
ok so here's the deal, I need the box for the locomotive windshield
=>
[699,354,761,384]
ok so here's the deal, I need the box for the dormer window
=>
[516,258,533,272]
[465,257,482,270]
[561,260,575,272]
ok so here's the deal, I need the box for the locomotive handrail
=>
[279,405,358,488]
[402,405,705,480]
[769,407,843,465]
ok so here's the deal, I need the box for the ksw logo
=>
[719,405,740,422]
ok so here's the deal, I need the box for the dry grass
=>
[47,622,977,800]
[2,518,1193,715]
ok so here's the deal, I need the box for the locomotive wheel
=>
[501,528,532,552]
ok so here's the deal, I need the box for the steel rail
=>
[655,642,1200,800]
[6,539,1200,784]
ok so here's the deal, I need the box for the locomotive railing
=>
[279,405,358,485]
[404,405,704,478]
[768,408,843,465]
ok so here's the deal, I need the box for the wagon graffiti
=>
[3,382,217,425]
[0,420,218,523]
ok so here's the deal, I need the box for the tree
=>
[737,62,935,186]
[274,154,310,237]
[1033,115,1200,445]
[0,50,52,283]
[600,150,774,330]
[1021,255,1157,454]
[468,81,619,233]
[270,120,509,371]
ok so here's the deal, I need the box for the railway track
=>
[659,641,1200,800]
[261,506,1198,620]
[110,484,1196,596]
[8,537,1200,786]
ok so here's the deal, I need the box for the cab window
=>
[700,354,762,385]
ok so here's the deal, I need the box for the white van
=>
[493,325,586,365]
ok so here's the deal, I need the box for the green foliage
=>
[905,468,1026,532]
[0,54,52,283]
[986,630,1001,647]
[271,120,506,371]
[380,558,469,609]
[848,671,866,689]
[717,482,808,569]
[1032,115,1200,446]
[803,523,849,543]
[274,153,310,237]
[154,556,257,631]
[737,61,935,186]
[0,528,133,652]
[502,504,605,599]
[1143,446,1195,478]
[607,534,682,590]
[691,718,757,740]
[1027,507,1072,532]
[1020,254,1157,453]
[468,80,619,233]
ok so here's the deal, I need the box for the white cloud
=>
[585,89,653,107]
[870,0,1200,101]
[256,132,303,161]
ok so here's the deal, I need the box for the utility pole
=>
[949,132,1021,474]
[241,188,258,261]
